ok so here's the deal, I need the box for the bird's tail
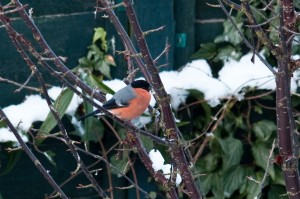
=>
[79,109,102,121]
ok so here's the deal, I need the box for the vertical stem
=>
[120,1,201,198]
[277,1,300,198]
[276,59,300,198]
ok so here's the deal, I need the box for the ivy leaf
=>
[253,120,276,141]
[39,88,74,135]
[191,43,217,60]
[292,95,300,107]
[214,45,241,61]
[252,142,275,179]
[218,136,243,168]
[96,61,111,79]
[93,27,107,52]
[186,89,212,126]
[223,165,245,198]
[139,134,154,151]
[200,172,216,195]
[84,72,102,88]
[88,44,104,60]
[260,94,274,101]
[204,153,220,172]
[245,174,261,199]
[0,119,6,128]
[176,121,190,127]
[78,57,93,68]
[215,17,243,45]
[268,185,288,199]
[254,105,263,114]
[110,153,130,177]
[211,171,224,199]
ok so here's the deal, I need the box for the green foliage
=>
[39,88,74,135]
[214,14,244,46]
[193,0,300,66]
[0,149,22,176]
[192,14,244,63]
[179,88,291,199]
[82,101,104,142]
[253,120,276,142]
[222,165,245,197]
[76,27,116,80]
[110,153,131,177]
[218,136,243,169]
[189,5,299,197]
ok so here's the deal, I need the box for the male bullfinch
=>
[81,80,151,121]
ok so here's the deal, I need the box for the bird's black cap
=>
[131,80,150,91]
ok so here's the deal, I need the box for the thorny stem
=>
[0,109,68,199]
[220,0,300,197]
[124,131,179,199]
[0,8,109,196]
[97,0,202,198]
[74,145,153,198]
[7,0,171,146]
[5,22,109,196]
[276,1,300,198]
[40,132,153,198]
[35,70,109,198]
[121,0,202,197]
[0,1,180,198]
[49,160,101,198]
[218,0,276,74]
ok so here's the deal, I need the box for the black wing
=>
[102,98,129,110]
[78,109,101,121]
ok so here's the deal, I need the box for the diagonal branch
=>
[239,0,282,58]
[97,0,202,198]
[1,15,108,196]
[1,1,171,146]
[220,0,300,197]
[218,0,276,74]
[0,109,68,199]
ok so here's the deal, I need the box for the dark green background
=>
[0,1,224,198]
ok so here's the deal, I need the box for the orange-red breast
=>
[81,80,151,120]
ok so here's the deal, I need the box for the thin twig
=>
[14,70,35,93]
[256,139,276,198]
[99,140,114,199]
[35,68,108,198]
[154,43,171,63]
[218,0,276,74]
[143,25,165,36]
[75,146,153,198]
[0,76,42,93]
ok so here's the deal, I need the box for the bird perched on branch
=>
[80,80,151,121]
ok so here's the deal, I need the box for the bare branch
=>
[143,25,165,36]
[217,0,276,74]
[0,109,68,199]
[0,76,42,93]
